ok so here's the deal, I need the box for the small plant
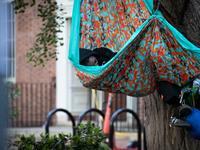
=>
[7,133,69,150]
[6,82,21,119]
[7,122,112,150]
[69,122,110,150]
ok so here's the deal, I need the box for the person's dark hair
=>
[80,57,89,66]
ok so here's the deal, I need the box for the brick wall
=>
[15,0,56,83]
[13,0,57,127]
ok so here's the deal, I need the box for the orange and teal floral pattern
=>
[76,0,200,97]
[79,0,150,52]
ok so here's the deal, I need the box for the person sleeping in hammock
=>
[79,47,117,66]
[80,47,195,129]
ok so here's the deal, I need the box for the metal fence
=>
[7,82,56,127]
[84,91,146,133]
[7,82,145,130]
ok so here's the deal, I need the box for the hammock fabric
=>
[69,0,200,97]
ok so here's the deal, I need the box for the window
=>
[5,1,16,82]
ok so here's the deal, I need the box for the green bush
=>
[7,122,112,150]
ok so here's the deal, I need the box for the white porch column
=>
[56,0,73,125]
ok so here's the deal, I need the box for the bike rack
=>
[44,108,76,135]
[109,108,142,150]
[77,108,105,126]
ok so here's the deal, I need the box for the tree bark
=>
[144,0,200,149]
[145,90,198,150]
[161,0,200,47]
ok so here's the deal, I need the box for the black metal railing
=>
[89,91,145,133]
[45,108,76,135]
[109,108,142,150]
[7,83,145,130]
[7,82,56,127]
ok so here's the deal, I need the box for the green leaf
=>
[23,3,29,7]
[94,128,99,133]
[26,53,32,57]
[100,142,112,150]
[39,53,45,57]
[19,10,25,13]
[39,59,44,64]
[38,4,43,8]
[13,88,21,98]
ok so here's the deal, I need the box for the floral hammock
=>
[68,0,200,97]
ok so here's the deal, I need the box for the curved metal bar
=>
[109,108,142,150]
[45,108,76,135]
[77,108,105,126]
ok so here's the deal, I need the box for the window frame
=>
[4,0,16,83]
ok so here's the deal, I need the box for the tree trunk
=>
[144,0,200,150]
[161,0,200,47]
[145,90,198,150]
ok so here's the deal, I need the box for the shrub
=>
[7,122,112,150]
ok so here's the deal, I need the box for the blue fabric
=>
[185,107,200,140]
